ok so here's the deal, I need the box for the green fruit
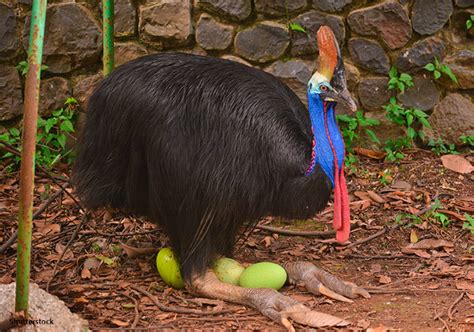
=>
[239,262,287,290]
[156,247,184,289]
[213,257,245,285]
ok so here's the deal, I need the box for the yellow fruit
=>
[239,262,287,290]
[213,257,245,285]
[156,247,184,289]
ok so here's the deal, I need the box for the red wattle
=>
[332,166,342,231]
[336,168,351,242]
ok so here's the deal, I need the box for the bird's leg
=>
[283,261,370,303]
[187,269,349,331]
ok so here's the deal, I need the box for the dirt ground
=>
[0,149,473,331]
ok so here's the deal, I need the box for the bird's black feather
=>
[73,52,331,280]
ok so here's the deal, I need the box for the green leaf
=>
[434,57,440,68]
[52,108,63,117]
[418,117,431,129]
[418,130,425,140]
[45,118,57,133]
[424,63,435,71]
[289,23,306,33]
[468,20,473,30]
[57,134,66,149]
[399,73,413,84]
[60,120,74,133]
[441,65,458,84]
[365,129,381,144]
[397,81,405,93]
[434,70,441,79]
[406,113,414,126]
[96,255,116,267]
[413,109,428,118]
[407,127,416,139]
[9,128,20,137]
[388,77,398,85]
[389,66,397,78]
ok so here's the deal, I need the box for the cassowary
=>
[73,26,369,329]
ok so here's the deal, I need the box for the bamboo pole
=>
[15,0,48,314]
[102,0,114,76]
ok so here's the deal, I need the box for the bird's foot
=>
[283,261,370,303]
[188,270,349,331]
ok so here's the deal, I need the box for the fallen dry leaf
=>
[378,275,392,284]
[353,147,385,160]
[111,319,129,327]
[441,154,474,174]
[390,180,412,191]
[81,267,91,279]
[407,239,454,250]
[120,243,158,258]
[410,229,418,244]
[455,280,474,293]
[401,247,431,258]
[367,191,385,204]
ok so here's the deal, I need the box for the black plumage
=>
[73,52,331,280]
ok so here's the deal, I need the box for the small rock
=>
[23,3,102,74]
[395,37,445,73]
[115,42,148,67]
[196,14,234,51]
[265,60,315,106]
[347,1,412,49]
[357,76,391,112]
[255,0,307,17]
[365,111,407,143]
[0,282,88,332]
[197,0,252,22]
[0,65,23,121]
[398,74,440,111]
[348,38,390,74]
[139,0,192,47]
[312,0,352,12]
[425,93,474,144]
[0,3,19,60]
[455,0,474,7]
[344,61,360,92]
[39,77,72,117]
[290,10,345,56]
[412,0,453,35]
[234,21,289,63]
[73,73,103,108]
[114,0,136,37]
[443,50,474,89]
[221,55,252,66]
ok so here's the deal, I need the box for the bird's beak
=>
[332,86,357,113]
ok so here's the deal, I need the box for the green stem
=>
[16,0,48,314]
[102,0,114,76]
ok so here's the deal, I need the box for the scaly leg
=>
[283,261,370,303]
[188,269,349,331]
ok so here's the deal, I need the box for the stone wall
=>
[1,0,473,144]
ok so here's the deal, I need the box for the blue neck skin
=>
[305,93,345,186]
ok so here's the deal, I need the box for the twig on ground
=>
[80,228,160,237]
[344,254,420,260]
[256,225,336,238]
[129,285,235,316]
[0,187,66,254]
[343,225,399,250]
[46,212,90,292]
[447,292,464,320]
[116,290,140,329]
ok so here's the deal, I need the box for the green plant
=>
[424,57,458,83]
[464,214,474,234]
[288,22,305,33]
[428,138,459,156]
[0,97,78,172]
[378,169,393,185]
[434,212,450,228]
[16,60,48,76]
[459,135,474,146]
[337,110,381,150]
[384,138,410,162]
[466,15,474,30]
[395,213,422,227]
[388,66,414,93]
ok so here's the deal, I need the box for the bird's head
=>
[308,26,356,113]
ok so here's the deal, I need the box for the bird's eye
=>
[320,85,328,92]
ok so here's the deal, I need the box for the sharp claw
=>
[318,284,354,303]
[281,304,350,328]
[280,317,295,332]
[345,281,371,299]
